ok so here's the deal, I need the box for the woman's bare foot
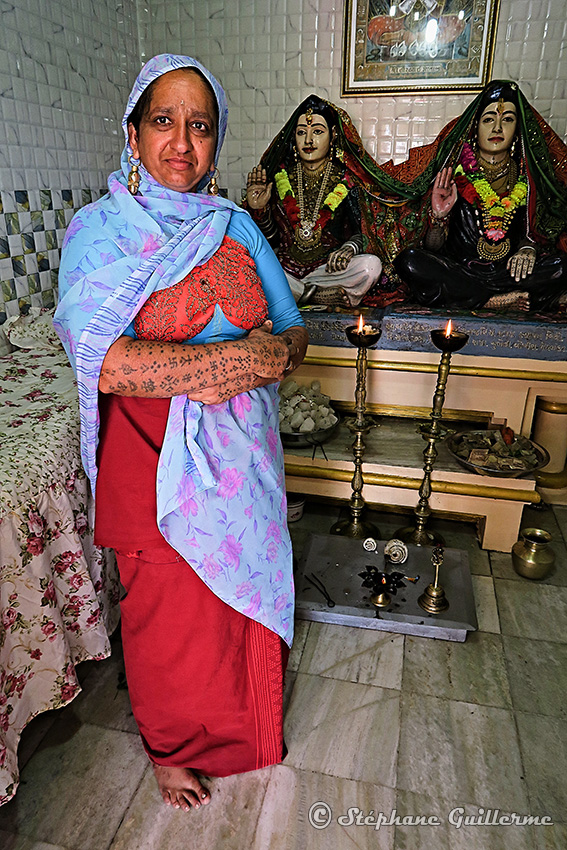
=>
[483,291,530,311]
[152,764,211,812]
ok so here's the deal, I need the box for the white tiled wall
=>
[0,0,565,199]
[0,0,141,192]
[140,0,567,202]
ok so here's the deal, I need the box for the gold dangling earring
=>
[208,168,220,196]
[127,155,140,195]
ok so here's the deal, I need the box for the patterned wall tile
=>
[0,188,106,320]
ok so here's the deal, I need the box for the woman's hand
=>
[246,320,290,378]
[326,245,355,273]
[187,323,308,404]
[507,247,536,282]
[431,167,457,219]
[246,166,272,210]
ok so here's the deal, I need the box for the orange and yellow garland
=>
[274,168,348,230]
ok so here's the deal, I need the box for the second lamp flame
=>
[357,313,364,333]
[445,319,453,338]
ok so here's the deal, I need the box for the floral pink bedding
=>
[0,348,120,804]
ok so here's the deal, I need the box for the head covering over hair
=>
[122,53,227,192]
[53,56,296,644]
[476,79,520,115]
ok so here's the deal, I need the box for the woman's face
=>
[128,69,218,193]
[295,113,332,168]
[477,100,517,160]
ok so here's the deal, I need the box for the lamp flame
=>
[357,314,364,333]
[445,319,452,338]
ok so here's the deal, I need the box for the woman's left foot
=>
[152,764,211,812]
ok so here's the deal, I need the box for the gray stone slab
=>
[495,580,567,641]
[442,532,491,575]
[516,713,567,822]
[470,575,500,634]
[397,692,529,813]
[253,765,395,850]
[109,765,270,850]
[287,619,311,672]
[66,641,138,734]
[16,710,58,772]
[283,669,296,717]
[534,823,567,850]
[393,790,538,850]
[402,632,512,708]
[284,672,400,788]
[295,533,477,641]
[299,622,404,689]
[0,834,69,850]
[0,725,147,850]
[491,548,567,587]
[503,636,567,718]
[518,507,567,583]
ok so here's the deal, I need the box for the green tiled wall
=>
[0,188,106,325]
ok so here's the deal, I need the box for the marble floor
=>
[1,501,566,850]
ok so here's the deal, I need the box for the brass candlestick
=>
[396,322,469,546]
[418,544,449,613]
[331,318,381,539]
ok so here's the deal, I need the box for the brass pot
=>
[512,528,555,580]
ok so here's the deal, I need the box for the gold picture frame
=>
[342,0,501,96]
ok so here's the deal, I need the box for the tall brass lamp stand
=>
[396,322,469,546]
[331,316,381,539]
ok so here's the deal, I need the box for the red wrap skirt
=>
[116,542,288,776]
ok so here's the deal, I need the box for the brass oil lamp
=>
[331,313,381,539]
[397,320,469,546]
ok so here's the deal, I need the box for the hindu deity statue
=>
[393,80,567,312]
[245,95,383,308]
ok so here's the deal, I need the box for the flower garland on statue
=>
[274,168,348,231]
[454,143,527,259]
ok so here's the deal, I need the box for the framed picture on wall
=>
[342,0,501,96]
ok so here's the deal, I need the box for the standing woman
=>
[54,55,307,812]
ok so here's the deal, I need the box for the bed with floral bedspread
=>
[0,313,120,805]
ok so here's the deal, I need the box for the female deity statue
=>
[393,80,567,312]
[245,95,383,308]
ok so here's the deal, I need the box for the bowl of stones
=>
[279,379,340,447]
[446,429,549,478]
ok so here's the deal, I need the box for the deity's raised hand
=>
[431,167,457,219]
[246,166,273,210]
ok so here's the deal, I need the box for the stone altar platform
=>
[283,417,539,553]
[294,533,477,642]
[289,305,567,529]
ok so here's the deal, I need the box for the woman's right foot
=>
[152,764,211,812]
